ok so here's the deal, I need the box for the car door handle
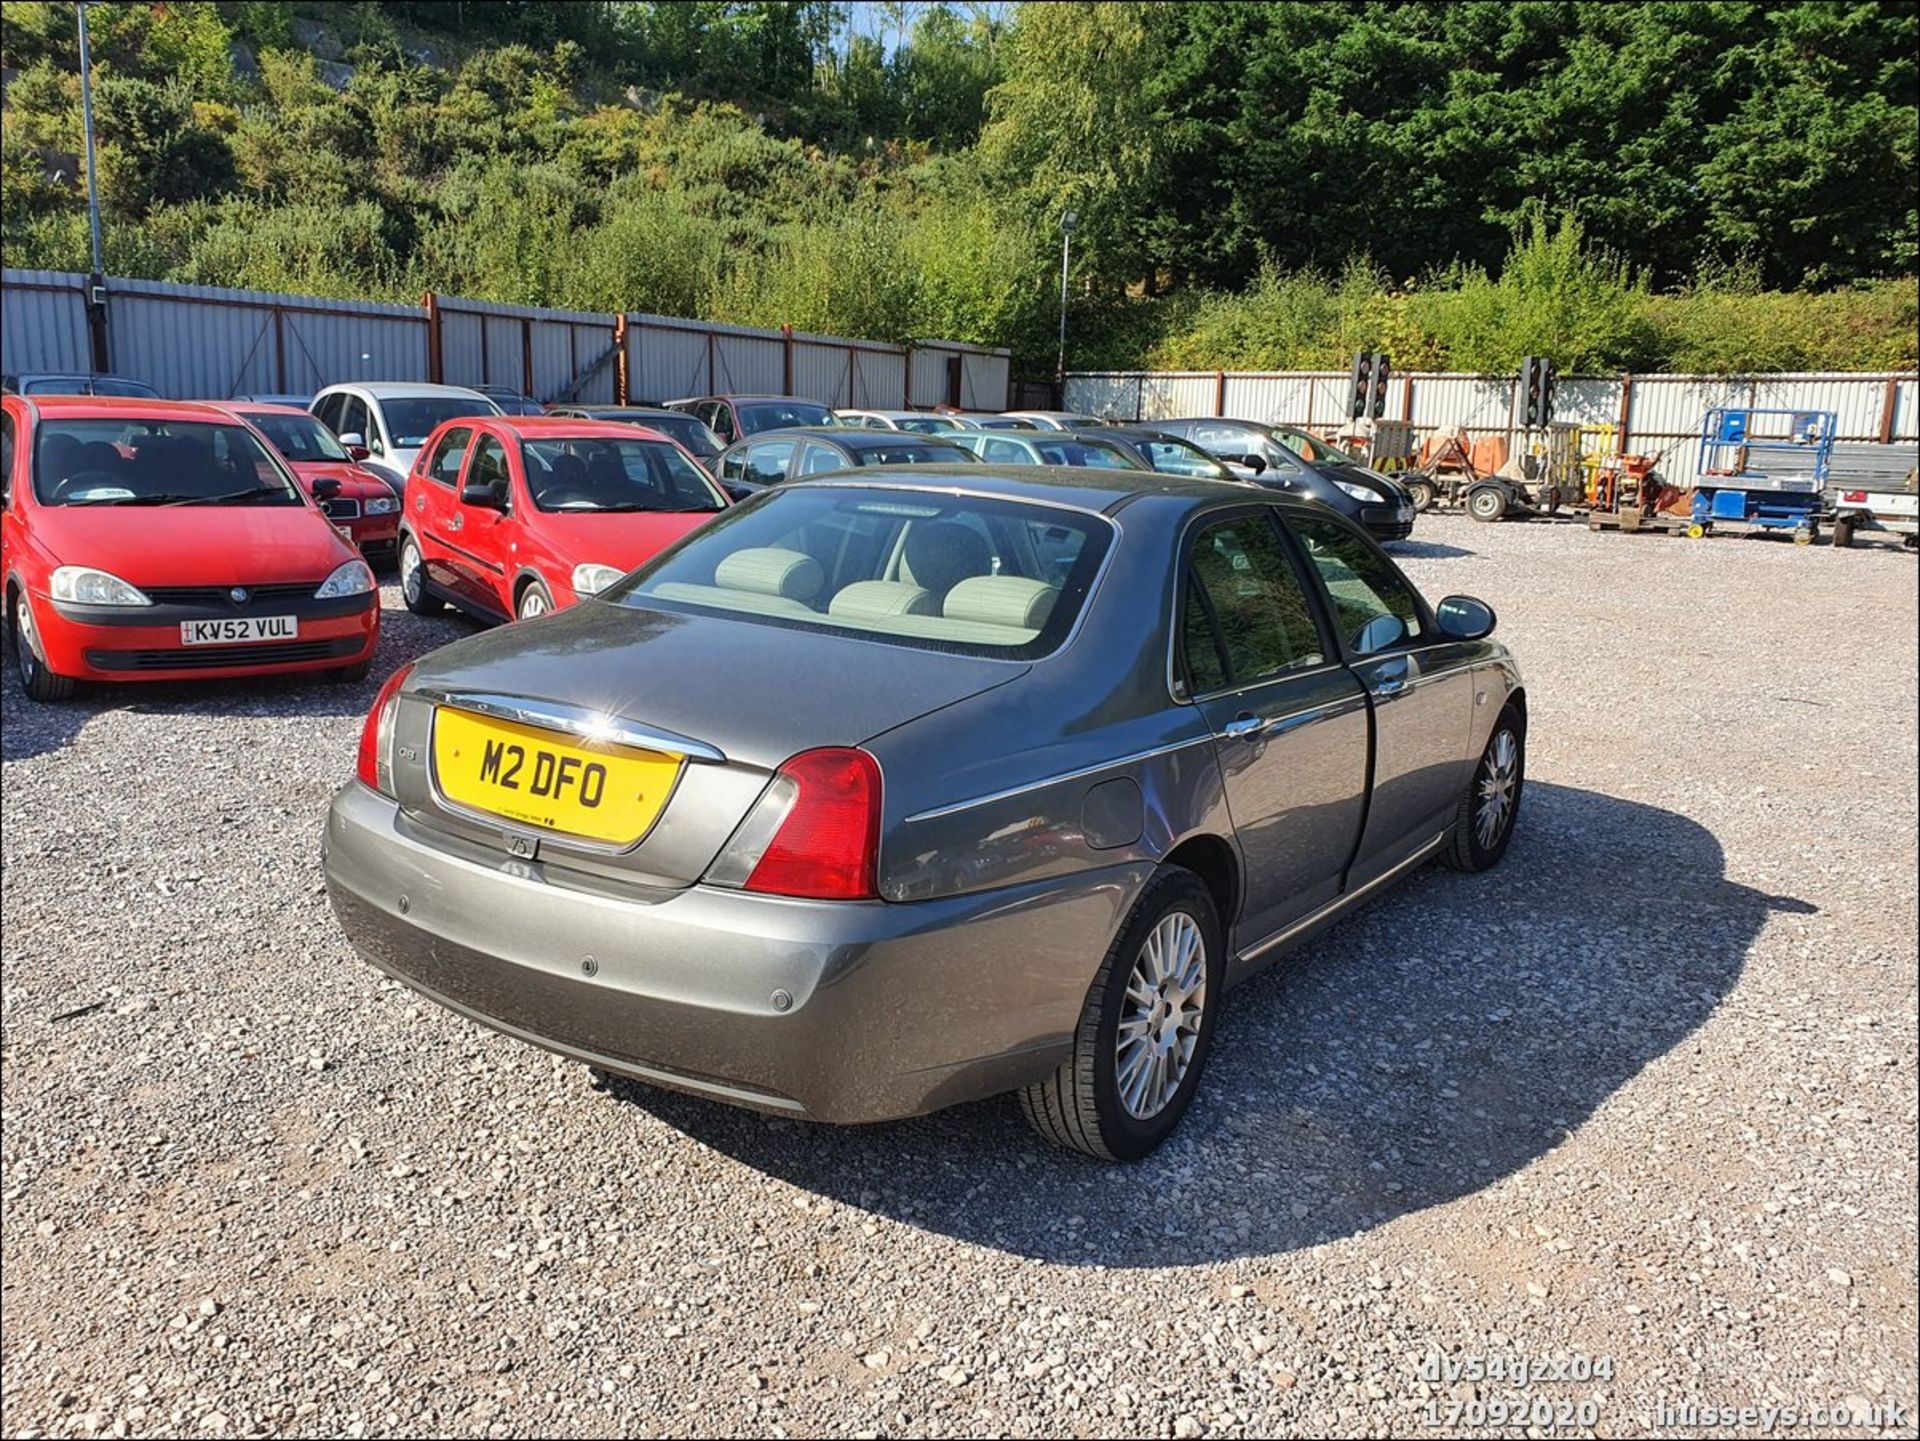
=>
[449,512,464,531]
[1372,674,1406,698]
[1221,714,1263,739]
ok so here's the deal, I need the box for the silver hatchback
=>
[324,468,1525,1159]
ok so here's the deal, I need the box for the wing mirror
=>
[1236,453,1267,474]
[1353,614,1409,654]
[1435,595,1497,641]
[460,480,506,509]
[310,477,343,501]
[337,431,371,460]
[722,482,758,502]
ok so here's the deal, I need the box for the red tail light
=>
[1842,490,1867,503]
[742,748,882,900]
[356,662,414,795]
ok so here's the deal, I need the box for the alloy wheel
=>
[401,541,422,604]
[1475,728,1519,849]
[518,589,548,620]
[15,595,39,685]
[1115,911,1208,1120]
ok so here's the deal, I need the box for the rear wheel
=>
[1831,516,1856,549]
[1020,868,1223,1161]
[1467,486,1509,522]
[1444,705,1525,872]
[10,590,77,702]
[1406,478,1436,513]
[398,534,443,616]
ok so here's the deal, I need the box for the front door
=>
[413,425,474,604]
[1285,512,1477,884]
[1180,509,1370,950]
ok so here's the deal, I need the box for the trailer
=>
[1826,443,1919,549]
[1685,408,1832,545]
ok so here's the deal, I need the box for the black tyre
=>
[10,589,77,702]
[1020,867,1224,1161]
[516,578,555,621]
[1443,704,1525,872]
[1467,486,1509,522]
[398,534,443,616]
[1831,517,1856,549]
[1407,479,1436,513]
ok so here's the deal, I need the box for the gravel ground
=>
[2,514,1915,1440]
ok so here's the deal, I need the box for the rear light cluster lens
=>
[707,748,881,900]
[1842,490,1867,503]
[356,662,414,795]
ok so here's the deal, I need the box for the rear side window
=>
[1,411,14,504]
[312,392,345,432]
[424,427,472,487]
[1182,515,1325,691]
[800,443,847,476]
[743,439,796,486]
[1287,512,1424,654]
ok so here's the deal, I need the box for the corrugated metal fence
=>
[1,268,1011,411]
[1067,369,1920,480]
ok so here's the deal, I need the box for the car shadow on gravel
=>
[608,781,1814,1266]
[1385,539,1475,560]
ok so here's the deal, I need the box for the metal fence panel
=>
[1895,379,1918,442]
[629,316,715,402]
[851,348,907,409]
[789,340,849,406]
[0,269,91,375]
[1136,373,1216,420]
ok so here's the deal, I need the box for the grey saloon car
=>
[324,468,1525,1159]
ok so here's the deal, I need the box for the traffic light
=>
[1520,356,1559,428]
[1349,352,1373,420]
[1350,351,1392,419]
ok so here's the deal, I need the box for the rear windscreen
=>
[611,487,1112,659]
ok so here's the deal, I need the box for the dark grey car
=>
[324,468,1524,1159]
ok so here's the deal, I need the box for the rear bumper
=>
[34,592,377,681]
[323,782,1151,1122]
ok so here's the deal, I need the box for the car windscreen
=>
[1137,435,1233,479]
[243,411,351,463]
[33,419,304,507]
[382,398,496,448]
[854,443,977,465]
[520,437,727,513]
[895,417,965,435]
[1031,439,1148,470]
[638,412,724,458]
[610,488,1112,659]
[739,401,838,431]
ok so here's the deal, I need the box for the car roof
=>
[788,463,1262,516]
[837,409,946,420]
[564,406,687,418]
[16,395,243,423]
[478,416,674,440]
[208,401,311,417]
[680,394,832,405]
[320,381,494,400]
[735,427,970,451]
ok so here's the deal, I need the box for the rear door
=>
[413,425,474,603]
[1180,508,1370,947]
[1283,510,1477,884]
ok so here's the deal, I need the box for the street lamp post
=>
[1054,209,1077,393]
[76,1,105,276]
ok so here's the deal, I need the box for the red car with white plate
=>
[397,415,729,624]
[210,402,402,559]
[1,394,380,701]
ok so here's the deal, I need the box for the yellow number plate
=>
[431,708,684,846]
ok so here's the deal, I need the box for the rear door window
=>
[743,439,796,486]
[1182,514,1326,691]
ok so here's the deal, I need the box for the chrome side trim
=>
[416,689,728,763]
[1235,832,1446,964]
[904,733,1216,823]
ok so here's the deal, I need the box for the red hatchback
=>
[397,416,729,623]
[211,403,402,559]
[2,395,380,701]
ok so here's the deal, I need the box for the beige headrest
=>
[714,547,823,601]
[942,575,1058,630]
[828,580,937,619]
